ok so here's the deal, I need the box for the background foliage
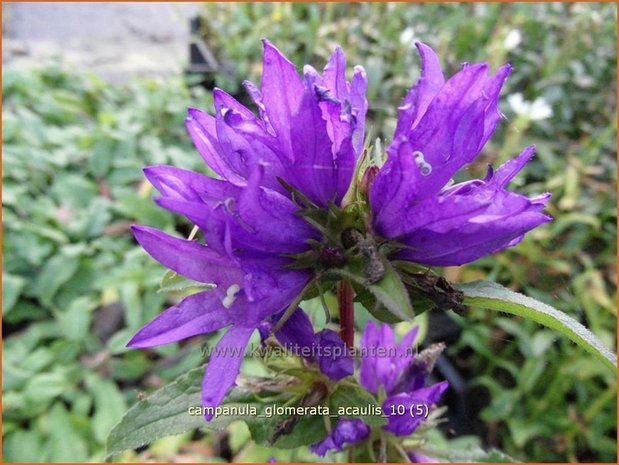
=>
[2,2,616,462]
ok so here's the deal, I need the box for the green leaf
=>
[354,287,402,324]
[56,296,97,341]
[332,259,414,322]
[457,280,617,372]
[245,409,328,449]
[87,374,128,444]
[106,368,293,457]
[33,253,81,306]
[24,372,69,405]
[2,273,25,314]
[329,382,387,427]
[423,444,518,463]
[3,430,43,462]
[106,367,206,457]
[46,402,89,462]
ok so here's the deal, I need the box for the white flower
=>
[508,93,553,121]
[504,29,522,51]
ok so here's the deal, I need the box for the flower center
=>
[279,177,393,283]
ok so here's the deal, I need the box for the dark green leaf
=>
[106,369,295,457]
[458,280,617,372]
[106,367,206,457]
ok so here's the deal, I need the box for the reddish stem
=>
[338,280,355,348]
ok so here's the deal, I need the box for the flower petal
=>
[315,329,354,380]
[392,146,551,266]
[350,65,368,154]
[322,46,348,101]
[236,166,318,253]
[360,322,413,394]
[242,79,275,135]
[213,87,256,121]
[382,381,449,436]
[395,42,445,140]
[131,225,242,285]
[260,40,304,160]
[370,139,423,234]
[185,108,246,185]
[274,307,316,352]
[144,164,239,205]
[214,104,287,194]
[286,82,339,205]
[310,419,370,457]
[201,325,255,420]
[398,209,551,266]
[127,291,238,348]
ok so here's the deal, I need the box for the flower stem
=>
[338,280,355,348]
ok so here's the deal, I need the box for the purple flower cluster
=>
[129,40,550,422]
[310,322,448,456]
[371,43,550,266]
[128,40,366,418]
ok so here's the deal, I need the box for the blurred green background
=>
[2,2,616,462]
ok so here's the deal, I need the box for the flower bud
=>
[359,165,379,199]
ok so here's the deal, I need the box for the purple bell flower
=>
[267,308,354,381]
[360,322,448,437]
[310,322,448,456]
[128,41,367,419]
[309,419,370,457]
[370,42,551,266]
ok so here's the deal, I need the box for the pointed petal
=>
[144,165,239,205]
[478,64,512,149]
[202,325,255,420]
[260,40,304,159]
[490,145,536,187]
[242,79,275,134]
[323,46,348,100]
[287,84,338,205]
[360,322,399,394]
[214,105,289,194]
[131,225,242,285]
[350,65,368,153]
[185,108,246,185]
[360,321,381,394]
[127,291,238,348]
[213,88,256,121]
[395,42,445,139]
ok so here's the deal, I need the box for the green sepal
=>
[330,258,414,322]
